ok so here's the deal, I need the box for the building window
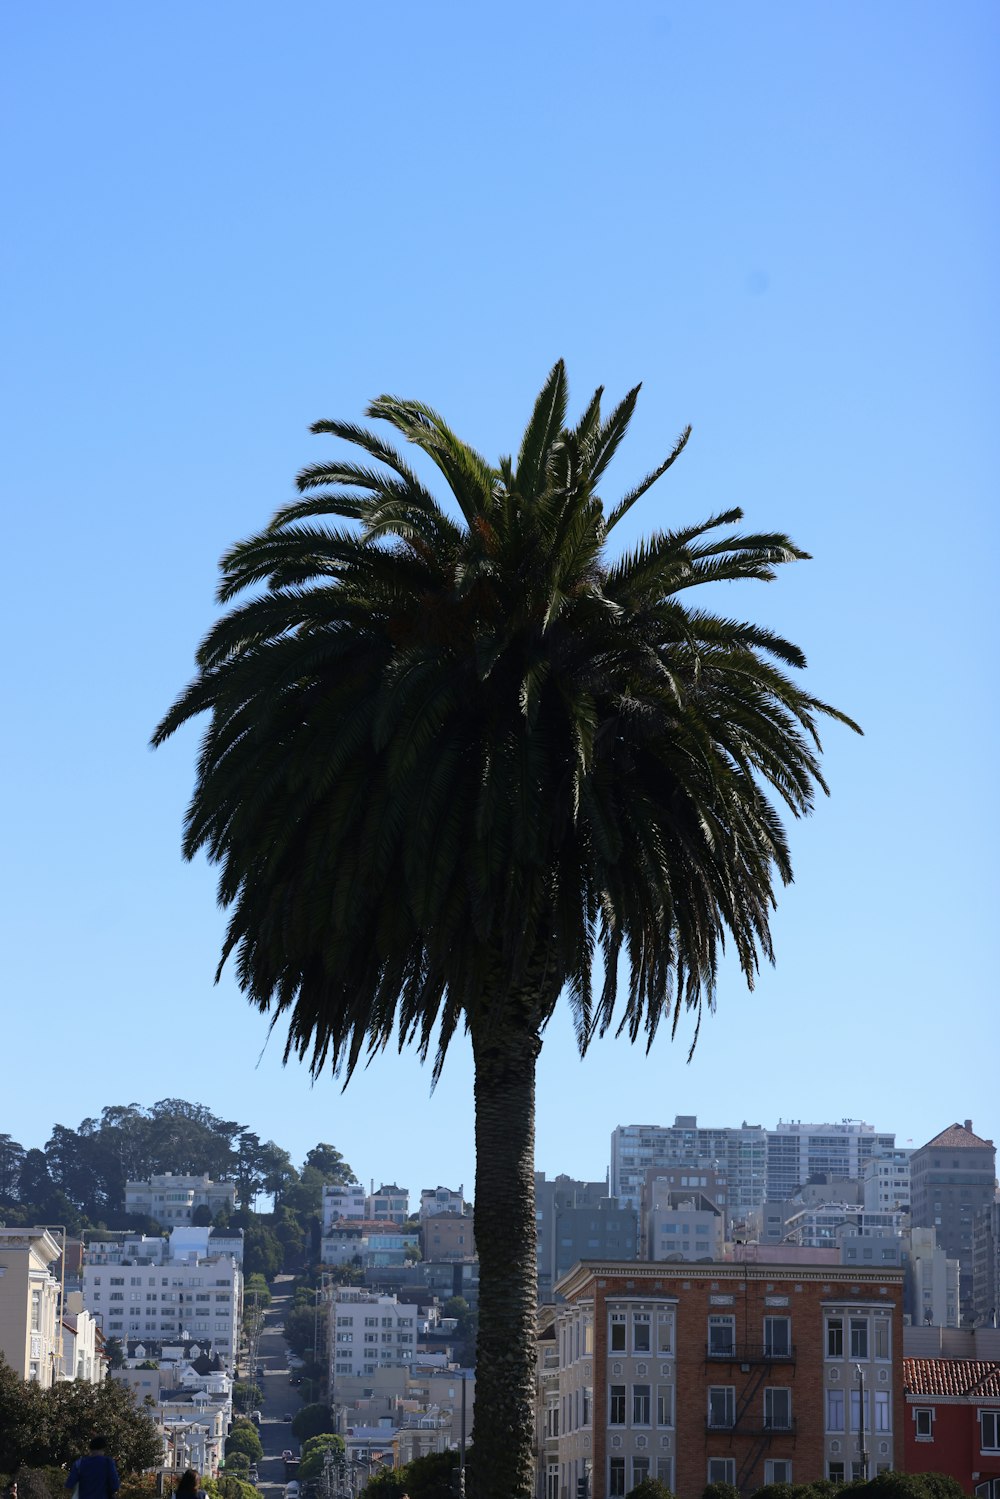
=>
[914,1407,934,1440]
[828,1463,845,1485]
[610,1314,626,1353]
[765,1462,792,1484]
[850,1390,869,1433]
[827,1317,844,1358]
[632,1458,650,1488]
[981,1411,1000,1451]
[850,1318,869,1359]
[656,1314,673,1354]
[708,1314,736,1355]
[764,1316,791,1357]
[609,1386,626,1425]
[765,1387,792,1430]
[827,1389,845,1432]
[874,1317,891,1358]
[708,1387,735,1429]
[656,1385,673,1427]
[609,1457,626,1497]
[633,1313,651,1353]
[875,1392,891,1432]
[632,1384,651,1425]
[708,1458,736,1485]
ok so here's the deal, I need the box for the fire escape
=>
[705,1341,797,1495]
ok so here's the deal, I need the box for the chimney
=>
[965,1119,973,1132]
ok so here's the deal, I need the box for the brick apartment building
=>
[548,1260,904,1499]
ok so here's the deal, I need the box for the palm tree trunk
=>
[469,1013,543,1499]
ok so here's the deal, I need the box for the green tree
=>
[0,1361,161,1472]
[224,1425,263,1463]
[303,1145,353,1183]
[361,1452,464,1499]
[232,1382,263,1413]
[154,364,857,1498]
[290,1403,335,1442]
[283,1303,327,1363]
[626,1482,676,1499]
[0,1134,26,1204]
[298,1434,346,1479]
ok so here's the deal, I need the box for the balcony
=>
[705,1342,796,1364]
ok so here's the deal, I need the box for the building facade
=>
[536,1175,612,1305]
[329,1290,420,1380]
[765,1122,896,1204]
[0,1227,63,1386]
[420,1186,466,1219]
[81,1234,242,1362]
[323,1181,368,1230]
[910,1123,997,1327]
[863,1150,912,1214]
[973,1199,1000,1332]
[903,1354,1000,1496]
[367,1185,411,1224]
[551,1259,904,1499]
[125,1174,237,1225]
[610,1121,768,1220]
[421,1214,475,1263]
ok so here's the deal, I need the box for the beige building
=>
[421,1213,475,1262]
[0,1227,63,1386]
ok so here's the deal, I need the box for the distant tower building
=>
[909,1121,997,1327]
[972,1195,1000,1329]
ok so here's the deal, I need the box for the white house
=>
[419,1186,466,1220]
[323,1181,368,1232]
[61,1292,105,1383]
[125,1174,237,1225]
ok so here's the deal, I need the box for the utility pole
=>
[856,1363,869,1481]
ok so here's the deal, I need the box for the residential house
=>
[0,1227,63,1386]
[125,1174,237,1225]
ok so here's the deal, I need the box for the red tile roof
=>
[919,1123,995,1150]
[904,1357,1000,1399]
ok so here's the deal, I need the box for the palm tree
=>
[153,362,858,1499]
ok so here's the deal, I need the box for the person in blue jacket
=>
[64,1436,120,1499]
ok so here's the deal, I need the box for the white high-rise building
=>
[863,1148,912,1213]
[610,1119,767,1219]
[610,1119,897,1222]
[329,1290,419,1380]
[766,1121,896,1201]
[82,1230,242,1363]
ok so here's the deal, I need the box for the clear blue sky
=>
[2,3,997,1202]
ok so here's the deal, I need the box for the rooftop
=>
[903,1357,1000,1399]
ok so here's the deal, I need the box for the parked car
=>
[283,1411,293,1422]
[282,1450,294,1462]
[286,1483,300,1499]
[248,1468,259,1484]
[250,1409,262,1424]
